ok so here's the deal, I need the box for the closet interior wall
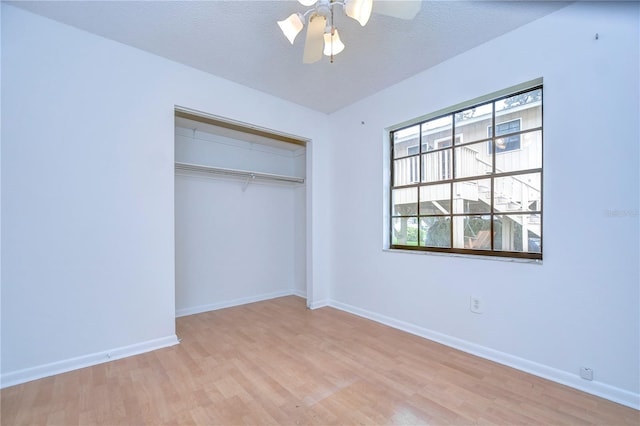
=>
[174,116,307,317]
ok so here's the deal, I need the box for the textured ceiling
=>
[7,1,569,114]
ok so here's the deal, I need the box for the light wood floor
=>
[2,296,638,425]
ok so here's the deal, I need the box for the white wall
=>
[328,2,639,408]
[174,126,306,315]
[175,175,299,314]
[0,3,3,376]
[293,149,307,297]
[1,4,331,386]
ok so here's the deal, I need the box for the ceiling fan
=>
[278,0,422,64]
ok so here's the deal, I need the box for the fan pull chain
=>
[330,7,334,63]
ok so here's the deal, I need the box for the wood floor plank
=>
[1,296,638,425]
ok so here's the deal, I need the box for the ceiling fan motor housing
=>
[315,0,332,19]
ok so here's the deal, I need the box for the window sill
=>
[382,248,543,264]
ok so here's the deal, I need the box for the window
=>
[488,119,521,153]
[390,85,542,259]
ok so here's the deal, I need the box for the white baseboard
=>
[308,298,330,310]
[175,290,296,317]
[1,335,179,389]
[329,300,640,410]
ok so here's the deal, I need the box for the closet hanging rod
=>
[175,162,305,184]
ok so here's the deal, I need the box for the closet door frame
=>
[173,106,314,310]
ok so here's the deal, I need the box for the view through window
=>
[390,86,543,259]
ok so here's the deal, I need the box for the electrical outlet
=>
[580,367,594,381]
[470,296,482,314]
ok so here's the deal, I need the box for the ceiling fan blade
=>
[374,0,422,20]
[303,15,326,64]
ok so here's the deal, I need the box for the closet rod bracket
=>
[242,174,256,191]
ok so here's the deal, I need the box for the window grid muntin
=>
[390,86,542,259]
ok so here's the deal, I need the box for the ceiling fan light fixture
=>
[345,0,373,26]
[278,13,305,44]
[323,29,345,57]
[298,0,318,6]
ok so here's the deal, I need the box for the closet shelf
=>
[175,162,305,185]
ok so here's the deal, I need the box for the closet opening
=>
[174,107,309,317]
